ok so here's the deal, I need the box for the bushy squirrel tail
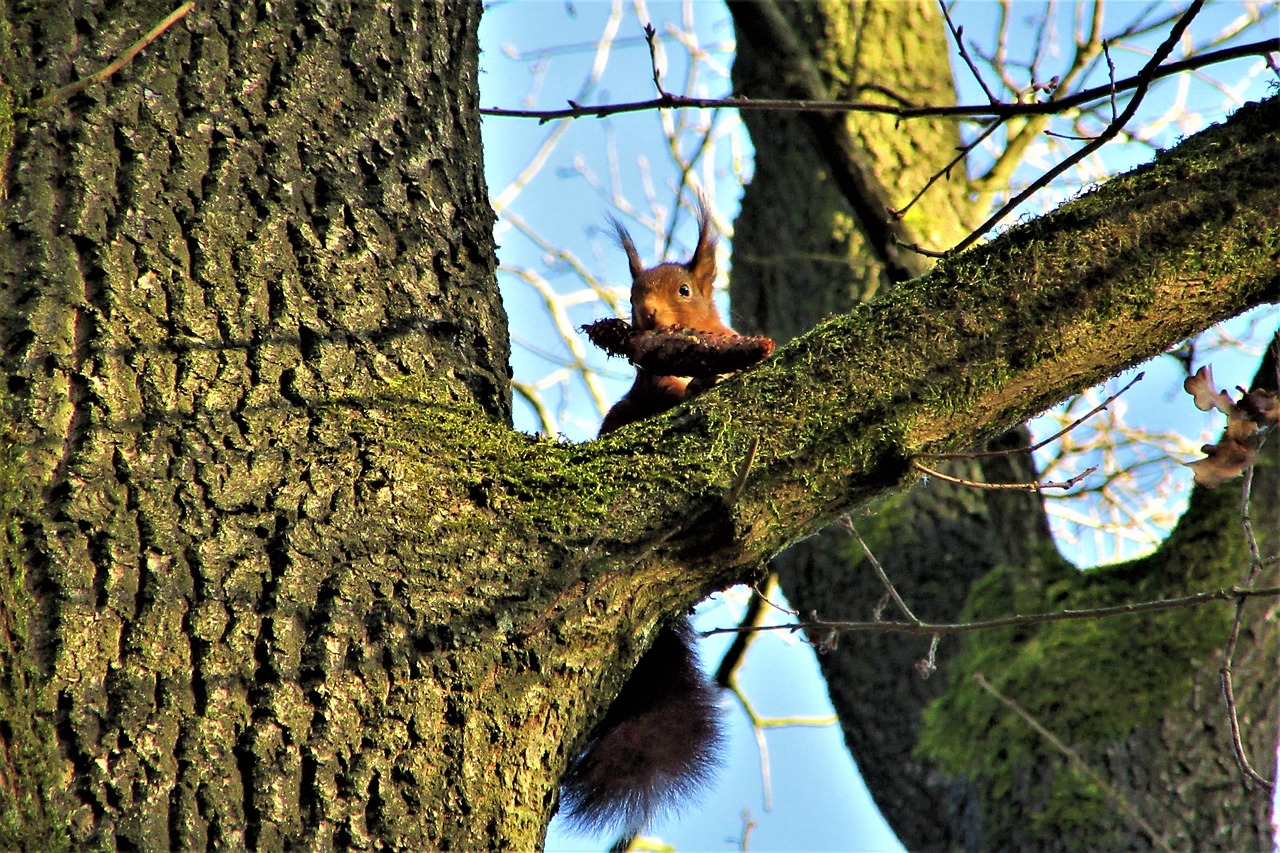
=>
[560,618,724,834]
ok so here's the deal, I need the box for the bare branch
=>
[892,118,1006,222]
[950,0,1210,253]
[642,22,667,97]
[838,517,920,624]
[702,585,1280,640]
[1104,40,1119,123]
[1219,464,1276,789]
[913,460,1097,492]
[480,39,1280,124]
[940,0,1000,104]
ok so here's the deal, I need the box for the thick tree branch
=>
[411,95,1280,594]
[366,99,1277,840]
[604,95,1280,573]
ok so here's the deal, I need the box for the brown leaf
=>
[1187,437,1258,487]
[1180,363,1278,487]
[1238,387,1280,426]
[1180,364,1274,487]
[1182,365,1235,414]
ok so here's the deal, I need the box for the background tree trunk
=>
[729,1,1278,849]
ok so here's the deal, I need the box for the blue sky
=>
[478,2,1279,849]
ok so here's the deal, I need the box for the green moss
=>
[0,82,12,201]
[917,481,1245,844]
[326,375,730,564]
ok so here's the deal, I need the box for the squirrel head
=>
[611,200,734,335]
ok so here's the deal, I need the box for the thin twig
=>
[892,117,1006,222]
[939,0,999,104]
[890,237,950,259]
[751,578,798,618]
[701,584,1280,639]
[32,2,196,112]
[725,436,761,508]
[1219,618,1269,788]
[1219,464,1275,788]
[1239,465,1264,575]
[918,372,1145,459]
[974,673,1175,853]
[838,516,920,624]
[1044,130,1094,142]
[1103,40,1118,123]
[642,23,667,97]
[913,460,1096,491]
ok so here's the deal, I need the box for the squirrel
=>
[597,201,735,434]
[559,200,732,835]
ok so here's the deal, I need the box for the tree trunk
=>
[729,1,1279,849]
[1,2,1277,851]
[1,1,533,848]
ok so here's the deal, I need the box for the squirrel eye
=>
[678,283,692,298]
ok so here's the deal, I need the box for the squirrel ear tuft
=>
[686,195,717,295]
[609,216,646,281]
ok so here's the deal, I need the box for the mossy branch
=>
[615,95,1280,571]
[392,97,1279,606]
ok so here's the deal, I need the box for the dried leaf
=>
[1181,363,1276,487]
[1187,438,1258,487]
[1238,387,1280,426]
[1182,365,1235,415]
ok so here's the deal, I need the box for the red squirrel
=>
[597,201,735,434]
[560,201,730,834]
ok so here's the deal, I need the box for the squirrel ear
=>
[609,217,646,281]
[686,196,717,294]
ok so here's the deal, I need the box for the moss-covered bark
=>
[727,6,1000,844]
[919,435,1280,848]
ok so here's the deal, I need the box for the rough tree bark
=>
[0,2,1277,851]
[1,0,520,848]
[730,1,1278,849]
